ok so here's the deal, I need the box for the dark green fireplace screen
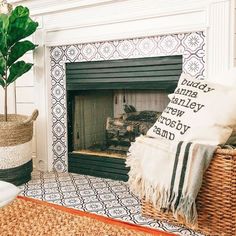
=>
[66,55,182,180]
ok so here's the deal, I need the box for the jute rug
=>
[0,196,174,236]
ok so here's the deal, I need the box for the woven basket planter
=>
[141,148,236,236]
[0,110,38,186]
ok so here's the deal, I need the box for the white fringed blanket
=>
[126,136,216,225]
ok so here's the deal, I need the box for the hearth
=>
[66,55,182,180]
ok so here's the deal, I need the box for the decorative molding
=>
[32,28,50,171]
[44,10,207,47]
[9,0,228,17]
[9,0,128,16]
[207,0,232,77]
[230,0,235,67]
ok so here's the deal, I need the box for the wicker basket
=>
[0,110,38,185]
[141,148,236,236]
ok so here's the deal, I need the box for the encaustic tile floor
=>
[19,171,202,236]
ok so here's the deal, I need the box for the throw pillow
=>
[208,67,236,144]
[146,73,236,145]
[0,181,21,207]
[208,67,236,86]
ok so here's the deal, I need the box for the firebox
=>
[66,55,182,181]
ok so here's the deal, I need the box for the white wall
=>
[0,84,15,115]
[15,52,35,115]
[15,50,37,162]
[7,0,235,171]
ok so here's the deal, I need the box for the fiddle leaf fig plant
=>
[0,5,38,121]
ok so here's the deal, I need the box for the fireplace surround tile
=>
[50,31,205,172]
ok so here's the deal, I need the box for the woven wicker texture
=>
[0,110,38,147]
[142,148,236,236]
[0,197,172,236]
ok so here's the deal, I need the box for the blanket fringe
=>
[126,141,198,226]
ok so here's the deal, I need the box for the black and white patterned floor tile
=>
[19,172,203,236]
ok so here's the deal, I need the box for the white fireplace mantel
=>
[10,0,235,171]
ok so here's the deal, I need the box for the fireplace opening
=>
[71,89,168,158]
[66,55,182,180]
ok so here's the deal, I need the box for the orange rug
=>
[0,196,175,236]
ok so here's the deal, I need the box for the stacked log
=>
[105,111,161,154]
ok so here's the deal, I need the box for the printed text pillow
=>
[147,73,236,145]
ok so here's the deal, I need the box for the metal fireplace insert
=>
[66,55,182,181]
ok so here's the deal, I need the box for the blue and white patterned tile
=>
[51,47,64,62]
[60,185,77,192]
[98,193,116,201]
[184,55,204,77]
[63,191,79,198]
[45,188,60,194]
[51,65,64,81]
[137,38,156,56]
[52,123,65,138]
[53,141,65,156]
[76,184,91,191]
[82,195,99,203]
[81,43,97,61]
[126,205,140,214]
[52,104,64,119]
[24,189,44,197]
[79,189,96,196]
[26,179,42,185]
[182,32,204,53]
[20,172,203,236]
[43,182,58,188]
[44,193,62,201]
[52,85,64,100]
[23,184,41,190]
[64,197,82,206]
[115,191,134,198]
[66,45,79,62]
[120,197,139,206]
[59,180,76,187]
[91,182,108,189]
[85,202,104,211]
[103,200,122,208]
[96,187,111,194]
[132,213,156,224]
[57,175,73,181]
[110,185,128,192]
[117,40,135,57]
[53,159,67,172]
[107,207,130,218]
[98,41,116,59]
[159,35,179,54]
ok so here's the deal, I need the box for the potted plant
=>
[0,4,39,185]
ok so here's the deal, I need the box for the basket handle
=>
[23,109,39,124]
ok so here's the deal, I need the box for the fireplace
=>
[66,55,182,180]
[49,32,205,173]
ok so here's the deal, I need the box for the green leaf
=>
[0,13,9,30]
[0,77,5,88]
[7,6,38,47]
[0,31,7,55]
[7,61,33,85]
[8,6,29,22]
[0,14,9,55]
[8,40,37,66]
[0,53,6,76]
